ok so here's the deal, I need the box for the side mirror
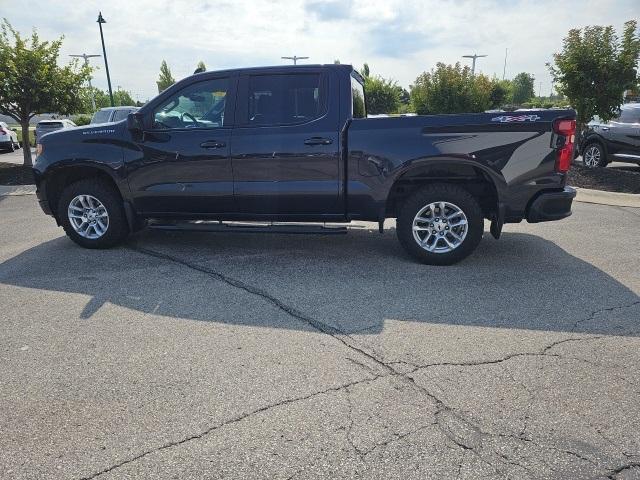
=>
[127,112,144,132]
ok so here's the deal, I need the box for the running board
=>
[148,220,348,235]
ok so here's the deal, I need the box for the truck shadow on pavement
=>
[1,228,638,337]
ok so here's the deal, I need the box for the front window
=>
[153,78,229,129]
[615,108,640,124]
[351,75,366,119]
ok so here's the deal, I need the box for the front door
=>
[230,70,342,216]
[127,76,236,215]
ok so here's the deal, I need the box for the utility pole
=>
[462,54,487,76]
[502,48,508,80]
[69,53,101,111]
[281,55,309,65]
[97,12,114,107]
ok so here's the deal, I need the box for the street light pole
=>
[97,12,114,107]
[70,54,101,111]
[462,53,488,76]
[281,55,309,65]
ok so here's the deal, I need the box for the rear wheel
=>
[396,184,484,265]
[583,143,606,169]
[58,179,129,249]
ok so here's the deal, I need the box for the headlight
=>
[36,143,43,156]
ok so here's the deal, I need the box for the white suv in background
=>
[0,122,20,152]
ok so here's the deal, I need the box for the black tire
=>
[8,141,14,152]
[582,142,606,169]
[396,184,484,265]
[57,178,129,249]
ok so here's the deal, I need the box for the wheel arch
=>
[45,164,126,221]
[581,135,608,158]
[384,159,503,220]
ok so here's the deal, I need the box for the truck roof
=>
[190,63,355,78]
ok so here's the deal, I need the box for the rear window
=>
[38,122,63,128]
[91,110,112,124]
[351,75,366,119]
[247,73,323,126]
[112,109,131,122]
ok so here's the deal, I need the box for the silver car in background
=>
[35,119,76,142]
[90,106,139,124]
[0,121,20,152]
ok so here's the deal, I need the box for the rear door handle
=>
[601,127,610,131]
[200,140,226,149]
[304,137,332,146]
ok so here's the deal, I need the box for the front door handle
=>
[200,140,226,149]
[304,137,332,146]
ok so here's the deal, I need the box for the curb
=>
[0,185,37,196]
[572,186,640,208]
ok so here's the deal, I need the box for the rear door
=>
[230,69,342,216]
[126,75,236,215]
[607,108,640,160]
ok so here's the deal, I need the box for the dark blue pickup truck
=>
[33,64,577,265]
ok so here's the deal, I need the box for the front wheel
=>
[58,179,129,249]
[396,184,484,265]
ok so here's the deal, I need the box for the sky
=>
[4,0,639,102]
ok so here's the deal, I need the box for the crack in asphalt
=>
[78,375,380,480]
[604,462,640,479]
[572,301,640,332]
[80,244,637,480]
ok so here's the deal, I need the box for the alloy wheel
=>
[584,145,601,168]
[412,201,468,253]
[67,194,110,239]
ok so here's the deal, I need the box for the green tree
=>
[548,20,640,130]
[365,75,402,114]
[194,60,206,74]
[79,87,137,112]
[511,72,535,105]
[489,79,512,108]
[361,63,370,78]
[0,19,91,166]
[157,59,175,93]
[411,62,494,114]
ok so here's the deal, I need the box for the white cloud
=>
[7,0,639,101]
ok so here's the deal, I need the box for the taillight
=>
[0,128,8,135]
[553,118,576,173]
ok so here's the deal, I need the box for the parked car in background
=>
[0,122,20,152]
[579,103,640,168]
[35,119,77,143]
[90,106,140,124]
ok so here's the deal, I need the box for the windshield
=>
[38,122,63,129]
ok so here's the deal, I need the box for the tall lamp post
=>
[69,53,101,111]
[97,12,114,107]
[462,53,487,76]
[282,55,309,65]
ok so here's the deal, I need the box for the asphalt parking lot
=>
[1,195,639,480]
